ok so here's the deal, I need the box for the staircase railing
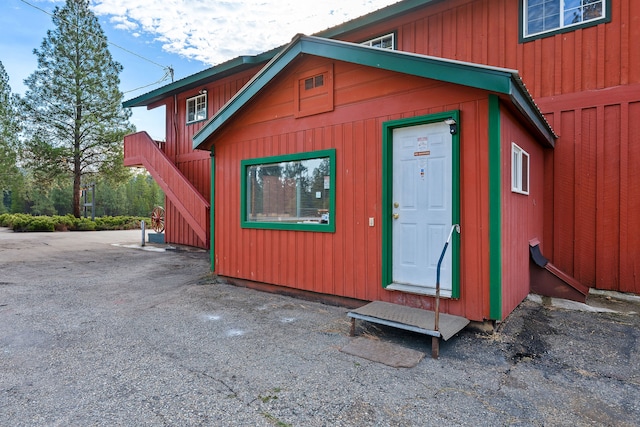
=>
[124,131,210,244]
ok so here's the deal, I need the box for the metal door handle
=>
[392,213,399,220]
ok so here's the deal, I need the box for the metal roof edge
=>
[122,49,278,108]
[125,1,438,108]
[299,35,516,93]
[315,0,438,39]
[192,35,306,150]
[507,74,557,147]
[194,35,555,150]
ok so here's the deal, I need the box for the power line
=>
[123,68,174,94]
[18,0,174,84]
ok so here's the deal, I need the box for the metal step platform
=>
[347,301,470,359]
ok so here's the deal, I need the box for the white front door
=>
[390,121,453,296]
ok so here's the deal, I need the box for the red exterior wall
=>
[139,0,639,292]
[538,87,640,294]
[212,56,501,321]
[154,68,260,248]
[331,0,640,293]
[500,107,546,316]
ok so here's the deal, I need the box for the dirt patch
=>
[499,302,557,364]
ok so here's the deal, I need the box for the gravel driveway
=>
[0,228,638,426]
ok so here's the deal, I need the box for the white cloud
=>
[109,15,138,31]
[91,0,401,66]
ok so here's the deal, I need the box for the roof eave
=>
[193,35,557,150]
[315,0,438,39]
[122,50,277,108]
[507,76,557,148]
[124,0,440,109]
[192,35,306,150]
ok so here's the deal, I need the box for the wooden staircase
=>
[123,132,210,244]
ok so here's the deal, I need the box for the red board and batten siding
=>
[537,86,640,294]
[148,0,639,291]
[156,68,259,248]
[212,57,494,321]
[335,0,640,293]
[500,108,546,316]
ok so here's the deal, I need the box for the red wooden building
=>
[123,0,639,323]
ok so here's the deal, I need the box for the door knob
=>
[392,213,399,220]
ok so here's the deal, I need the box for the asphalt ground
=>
[0,228,638,426]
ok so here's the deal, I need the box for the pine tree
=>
[20,0,134,217]
[0,61,21,211]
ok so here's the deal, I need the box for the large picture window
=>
[186,93,207,123]
[521,0,609,41]
[241,149,336,232]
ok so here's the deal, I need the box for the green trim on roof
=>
[122,49,278,108]
[193,34,555,150]
[297,37,513,93]
[123,0,437,109]
[507,80,556,147]
[192,38,305,149]
[316,0,438,39]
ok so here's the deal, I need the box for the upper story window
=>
[361,33,395,50]
[522,0,609,41]
[512,143,530,195]
[186,93,207,124]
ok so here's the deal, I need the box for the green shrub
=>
[52,214,75,231]
[26,217,55,232]
[9,215,29,232]
[5,214,33,231]
[75,218,96,231]
[3,214,145,232]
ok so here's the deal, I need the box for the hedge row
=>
[0,213,147,232]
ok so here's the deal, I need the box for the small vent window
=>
[294,64,334,118]
[361,33,395,50]
[304,75,324,90]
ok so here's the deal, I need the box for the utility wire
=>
[123,68,174,94]
[18,0,174,85]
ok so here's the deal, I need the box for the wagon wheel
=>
[150,206,165,233]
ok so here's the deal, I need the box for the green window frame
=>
[241,149,336,232]
[381,111,461,299]
[520,0,610,42]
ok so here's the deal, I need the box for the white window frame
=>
[522,0,607,39]
[186,93,207,124]
[512,143,530,195]
[361,33,395,50]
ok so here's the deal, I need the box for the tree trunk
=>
[73,171,81,218]
[73,101,82,218]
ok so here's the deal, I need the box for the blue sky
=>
[0,0,400,140]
